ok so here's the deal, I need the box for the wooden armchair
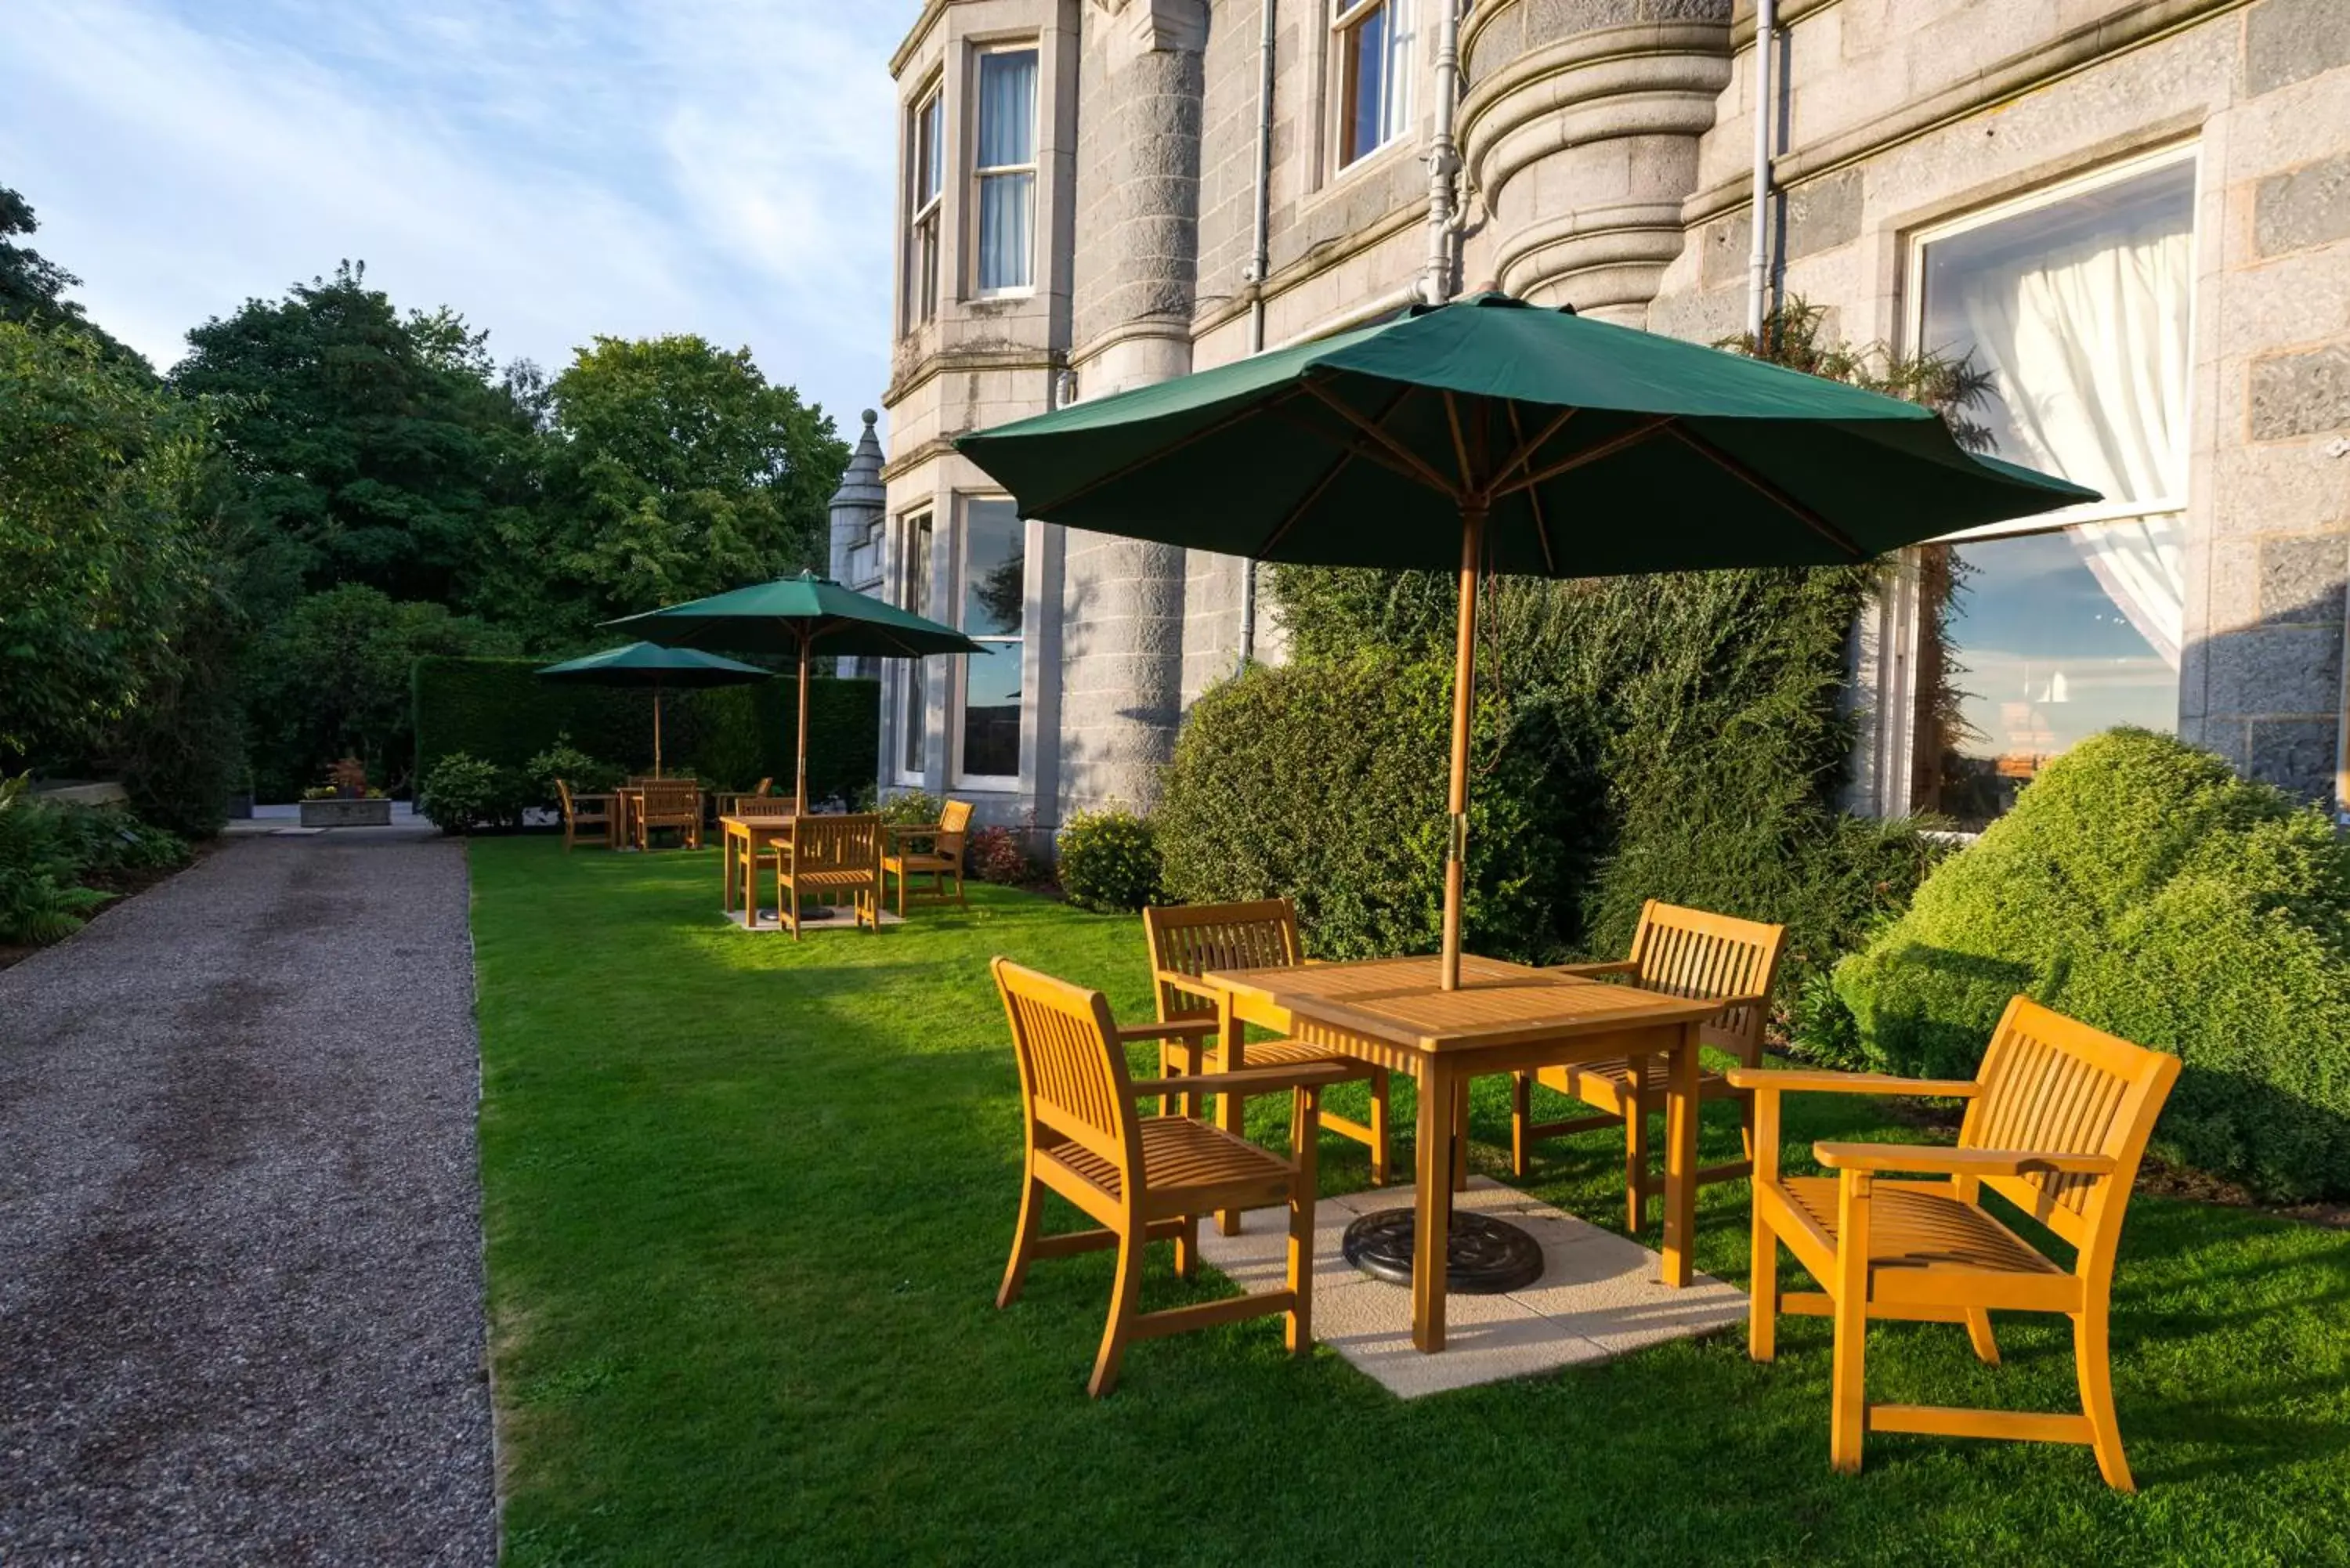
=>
[1142,899,1390,1200]
[554,779,615,851]
[632,779,703,851]
[1734,995,2179,1488]
[718,776,776,816]
[1510,900,1787,1229]
[775,812,882,937]
[883,798,973,916]
[992,958,1341,1396]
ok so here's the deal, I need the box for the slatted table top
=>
[1201,953,1722,1053]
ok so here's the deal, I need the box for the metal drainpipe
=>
[1745,0,1777,340]
[1239,0,1278,673]
[1420,0,1464,308]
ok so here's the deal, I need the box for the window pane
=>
[961,640,1022,778]
[1909,523,2181,829]
[1381,0,1412,144]
[1920,161,2195,508]
[976,172,1033,291]
[976,49,1036,168]
[901,516,932,775]
[961,502,1024,638]
[917,95,942,205]
[1343,6,1388,165]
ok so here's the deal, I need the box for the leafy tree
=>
[515,334,849,637]
[242,583,519,798]
[170,262,541,616]
[0,186,146,367]
[0,322,219,767]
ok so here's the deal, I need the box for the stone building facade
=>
[857,0,2350,836]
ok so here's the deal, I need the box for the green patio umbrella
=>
[605,572,987,815]
[535,641,773,779]
[958,291,2097,989]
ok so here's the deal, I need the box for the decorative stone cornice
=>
[1087,0,1206,60]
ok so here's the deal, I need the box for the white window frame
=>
[1871,143,2201,818]
[903,81,944,334]
[970,43,1039,298]
[895,510,935,786]
[952,495,1025,788]
[1331,0,1414,173]
[1903,142,2201,545]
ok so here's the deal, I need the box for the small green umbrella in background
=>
[606,572,986,815]
[534,642,772,779]
[958,291,2097,989]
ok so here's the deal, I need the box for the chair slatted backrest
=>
[791,813,882,874]
[992,958,1137,1169]
[1626,900,1789,1059]
[638,779,700,824]
[935,800,975,858]
[1960,996,2180,1261]
[1142,899,1303,1026]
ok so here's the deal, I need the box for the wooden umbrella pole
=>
[653,679,663,778]
[1441,500,1486,992]
[795,628,812,815]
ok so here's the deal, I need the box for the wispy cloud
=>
[0,0,920,425]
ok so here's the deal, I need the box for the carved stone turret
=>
[827,409,887,593]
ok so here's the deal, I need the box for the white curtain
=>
[975,51,1037,291]
[1954,204,2192,668]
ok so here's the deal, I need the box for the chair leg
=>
[1623,1086,1650,1234]
[1748,1207,1778,1362]
[1509,1071,1533,1179]
[1965,1308,2001,1366]
[1830,1177,1872,1475]
[1368,1068,1390,1187]
[997,1172,1043,1309]
[1088,1226,1145,1399]
[2075,1304,2135,1490]
[1174,1213,1198,1281]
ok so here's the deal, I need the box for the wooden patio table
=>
[720,810,800,924]
[1197,953,1726,1353]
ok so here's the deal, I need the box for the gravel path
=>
[0,829,494,1565]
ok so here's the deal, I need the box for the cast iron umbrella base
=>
[1340,1208,1545,1295]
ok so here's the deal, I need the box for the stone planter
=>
[299,798,392,828]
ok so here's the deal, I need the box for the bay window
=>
[1334,0,1413,169]
[1901,152,2196,829]
[957,500,1025,782]
[973,48,1037,294]
[898,512,934,781]
[906,85,942,330]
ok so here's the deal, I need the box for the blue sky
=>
[2,0,923,432]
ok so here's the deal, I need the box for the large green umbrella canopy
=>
[535,641,772,779]
[606,571,986,813]
[958,292,2096,988]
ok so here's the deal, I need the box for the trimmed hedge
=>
[412,656,878,800]
[1155,655,1582,963]
[1835,728,2350,1200]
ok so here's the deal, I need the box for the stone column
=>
[1458,0,1734,321]
[1056,0,1207,821]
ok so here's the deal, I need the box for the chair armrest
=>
[1813,1143,2117,1179]
[1152,967,1223,1003]
[1139,1062,1355,1100]
[1552,959,1640,980]
[1726,1068,1983,1097]
[888,822,942,841]
[1110,1020,1218,1046]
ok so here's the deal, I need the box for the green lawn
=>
[471,838,2350,1566]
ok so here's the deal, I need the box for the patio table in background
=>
[1198,954,1723,1353]
[720,809,799,924]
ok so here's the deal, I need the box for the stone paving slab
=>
[1198,1175,1746,1399]
[0,832,494,1564]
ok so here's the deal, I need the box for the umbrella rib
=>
[1665,424,1869,560]
[1256,381,1417,558]
[1494,414,1676,495]
[1506,403,1559,575]
[1443,391,1476,495]
[1491,404,1578,491]
[1029,383,1312,515]
[1303,380,1463,500]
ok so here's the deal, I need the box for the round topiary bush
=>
[1833,727,2350,1200]
[418,752,525,835]
[1057,807,1163,912]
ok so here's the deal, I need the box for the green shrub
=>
[0,776,193,944]
[413,656,877,801]
[967,825,1040,886]
[877,789,942,828]
[1155,655,1578,962]
[1057,808,1164,913]
[418,752,527,834]
[526,740,622,806]
[1834,728,2350,1199]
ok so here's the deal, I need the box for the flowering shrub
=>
[1056,808,1163,912]
[966,824,1039,887]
